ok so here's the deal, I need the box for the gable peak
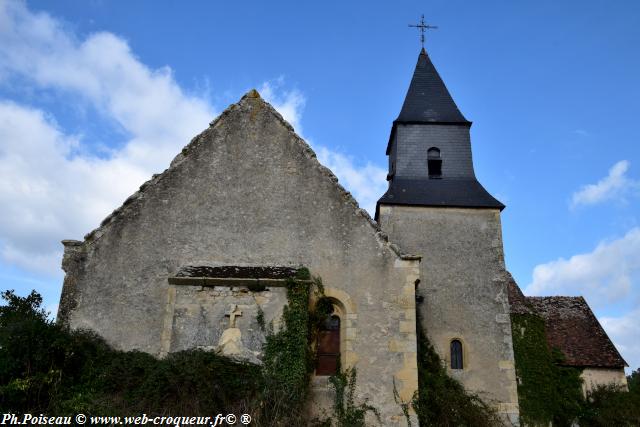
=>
[242,88,262,100]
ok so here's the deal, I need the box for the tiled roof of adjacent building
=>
[396,48,469,124]
[507,279,627,369]
[506,274,533,315]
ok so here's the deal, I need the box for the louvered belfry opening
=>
[427,147,442,178]
[316,315,341,376]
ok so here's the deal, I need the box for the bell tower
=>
[376,47,503,213]
[377,48,520,424]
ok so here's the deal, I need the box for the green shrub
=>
[628,368,639,393]
[0,290,262,415]
[578,383,640,427]
[0,283,302,422]
[0,290,113,412]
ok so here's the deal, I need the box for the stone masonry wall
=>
[378,205,520,424]
[59,91,419,425]
[160,283,287,364]
[581,368,629,395]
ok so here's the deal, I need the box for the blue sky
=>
[0,0,638,371]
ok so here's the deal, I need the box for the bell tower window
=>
[427,147,442,178]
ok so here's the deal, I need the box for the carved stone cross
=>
[225,304,242,328]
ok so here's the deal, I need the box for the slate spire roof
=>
[375,48,503,219]
[396,47,469,124]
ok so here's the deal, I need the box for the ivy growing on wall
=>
[510,313,584,426]
[410,313,502,427]
[327,368,380,427]
[258,267,315,425]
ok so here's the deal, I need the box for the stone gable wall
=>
[59,92,419,425]
[581,368,628,395]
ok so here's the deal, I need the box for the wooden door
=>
[316,315,340,375]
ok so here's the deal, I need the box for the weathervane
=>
[409,14,438,48]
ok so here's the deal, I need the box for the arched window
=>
[427,147,442,178]
[316,314,341,375]
[450,339,463,370]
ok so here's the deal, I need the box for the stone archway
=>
[311,288,358,372]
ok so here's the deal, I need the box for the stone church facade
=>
[59,88,423,425]
[59,48,626,425]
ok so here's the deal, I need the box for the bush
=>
[1,274,325,425]
[628,368,640,393]
[0,290,111,412]
[578,382,640,427]
[0,289,262,415]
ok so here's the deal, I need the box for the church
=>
[58,46,627,425]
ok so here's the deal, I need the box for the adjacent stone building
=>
[508,280,628,394]
[59,47,627,425]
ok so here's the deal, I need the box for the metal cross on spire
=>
[408,14,438,48]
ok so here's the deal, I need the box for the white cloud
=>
[0,1,388,278]
[259,79,386,217]
[526,228,640,306]
[527,228,640,370]
[259,78,306,133]
[315,147,387,216]
[0,1,215,171]
[600,309,640,371]
[571,160,638,208]
[0,1,214,274]
[0,100,150,274]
